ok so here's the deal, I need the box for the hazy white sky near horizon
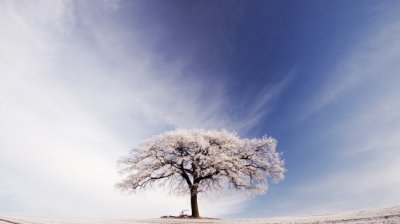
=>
[1,0,400,219]
[0,1,247,218]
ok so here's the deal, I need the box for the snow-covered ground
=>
[1,206,399,224]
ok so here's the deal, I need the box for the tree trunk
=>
[190,186,200,218]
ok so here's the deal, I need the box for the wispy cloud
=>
[301,12,400,121]
[0,0,260,218]
[267,6,400,216]
[235,73,294,132]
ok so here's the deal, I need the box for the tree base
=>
[160,215,218,219]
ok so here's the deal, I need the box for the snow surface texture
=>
[1,206,399,224]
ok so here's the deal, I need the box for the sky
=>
[1,0,400,219]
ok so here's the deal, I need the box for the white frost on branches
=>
[117,129,285,196]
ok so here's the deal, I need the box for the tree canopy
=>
[117,129,285,218]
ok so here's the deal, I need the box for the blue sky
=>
[1,0,400,219]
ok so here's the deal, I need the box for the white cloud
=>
[274,7,400,216]
[301,14,400,120]
[235,73,294,132]
[287,150,400,215]
[0,0,251,218]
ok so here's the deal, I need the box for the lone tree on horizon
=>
[116,129,285,218]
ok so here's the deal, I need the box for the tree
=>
[116,129,285,218]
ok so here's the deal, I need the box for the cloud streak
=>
[0,0,269,218]
[301,10,400,120]
[263,5,400,216]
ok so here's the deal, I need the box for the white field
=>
[1,206,399,224]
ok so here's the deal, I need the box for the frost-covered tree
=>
[116,129,285,218]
